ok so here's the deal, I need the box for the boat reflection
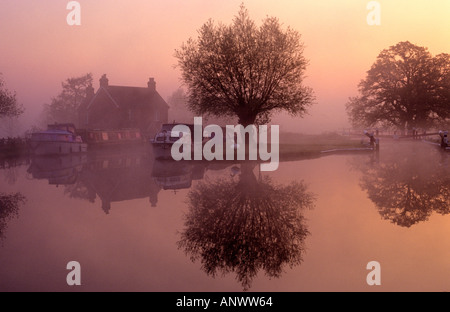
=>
[27,154,87,185]
[353,142,450,227]
[26,151,215,213]
[73,151,160,213]
[177,162,315,290]
[151,160,207,192]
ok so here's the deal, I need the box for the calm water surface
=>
[0,140,449,292]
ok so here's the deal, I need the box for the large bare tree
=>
[175,5,314,126]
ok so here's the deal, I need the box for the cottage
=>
[78,74,169,138]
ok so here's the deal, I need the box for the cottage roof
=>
[104,85,168,109]
[85,83,169,111]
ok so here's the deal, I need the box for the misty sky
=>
[1,0,449,134]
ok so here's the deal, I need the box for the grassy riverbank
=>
[277,132,371,159]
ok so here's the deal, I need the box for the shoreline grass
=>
[277,132,371,159]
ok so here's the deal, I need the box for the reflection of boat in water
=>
[29,123,87,156]
[151,159,206,191]
[150,123,210,160]
[77,151,160,213]
[27,154,87,185]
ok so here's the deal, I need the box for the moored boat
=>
[78,128,144,149]
[150,123,196,159]
[29,123,87,156]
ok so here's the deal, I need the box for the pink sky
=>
[1,0,449,134]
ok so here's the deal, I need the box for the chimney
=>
[99,74,109,88]
[148,77,156,92]
[86,83,95,99]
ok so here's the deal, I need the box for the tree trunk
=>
[238,114,256,127]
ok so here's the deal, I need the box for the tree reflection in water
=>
[356,143,450,227]
[0,192,26,240]
[178,163,315,290]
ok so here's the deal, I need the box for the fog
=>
[1,0,450,137]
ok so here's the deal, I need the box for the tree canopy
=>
[43,73,93,126]
[175,5,314,126]
[0,75,23,119]
[346,41,450,131]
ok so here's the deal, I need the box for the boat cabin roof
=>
[32,130,75,136]
[160,123,195,132]
[47,123,77,133]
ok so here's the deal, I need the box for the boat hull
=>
[29,141,88,156]
[151,142,175,160]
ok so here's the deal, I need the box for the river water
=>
[0,140,449,292]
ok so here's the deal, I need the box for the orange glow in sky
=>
[1,0,449,134]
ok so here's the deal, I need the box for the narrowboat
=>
[79,128,144,149]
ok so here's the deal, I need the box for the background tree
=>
[167,88,235,125]
[0,75,23,119]
[0,75,24,136]
[346,41,450,131]
[43,73,93,126]
[175,5,314,126]
[434,53,450,128]
[178,163,314,290]
[167,88,195,124]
